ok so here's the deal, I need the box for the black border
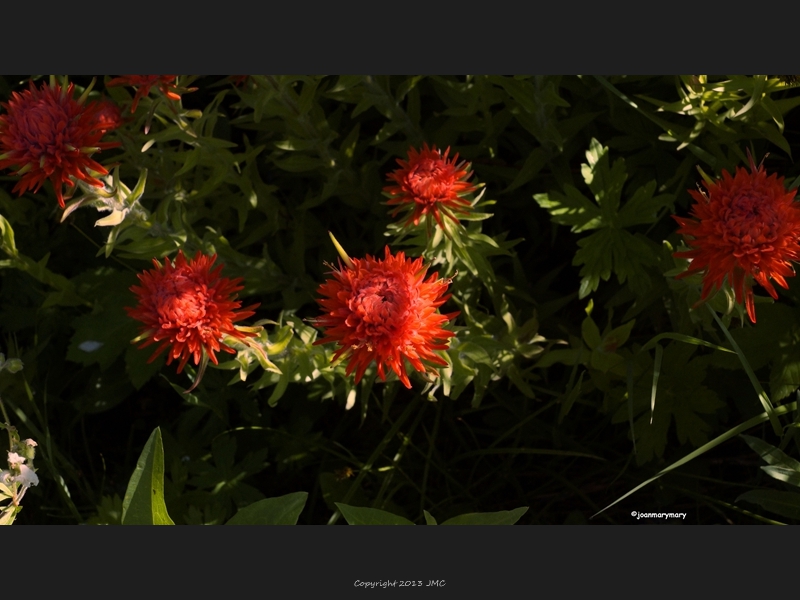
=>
[12,525,786,594]
[5,3,798,596]
[7,4,797,74]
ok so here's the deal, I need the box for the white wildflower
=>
[7,452,25,468]
[13,465,38,489]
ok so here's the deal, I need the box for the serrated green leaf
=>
[617,181,673,228]
[581,140,626,215]
[226,492,308,525]
[423,510,437,525]
[575,229,657,297]
[533,186,603,232]
[440,506,528,525]
[335,503,415,525]
[121,427,174,525]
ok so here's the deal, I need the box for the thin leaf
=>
[592,400,797,519]
[650,343,663,425]
[708,306,781,435]
[740,434,800,471]
[640,332,736,354]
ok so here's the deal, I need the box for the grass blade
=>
[591,400,797,519]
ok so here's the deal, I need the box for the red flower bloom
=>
[384,143,477,229]
[92,98,123,134]
[126,251,259,374]
[106,75,183,113]
[0,81,121,208]
[673,158,800,322]
[314,246,458,388]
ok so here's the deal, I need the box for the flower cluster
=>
[1,429,38,522]
[126,251,259,374]
[0,80,121,208]
[314,246,458,388]
[106,75,184,113]
[673,158,800,322]
[384,143,476,229]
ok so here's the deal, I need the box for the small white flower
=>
[13,465,38,489]
[24,439,37,448]
[7,452,25,467]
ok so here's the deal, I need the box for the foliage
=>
[2,75,800,525]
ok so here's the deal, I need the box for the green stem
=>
[707,305,782,435]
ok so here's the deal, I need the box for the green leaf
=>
[740,434,800,471]
[736,490,800,520]
[440,507,528,525]
[740,435,800,487]
[226,492,308,525]
[505,148,549,192]
[125,342,165,390]
[760,466,800,488]
[617,180,672,228]
[641,332,735,354]
[66,268,141,370]
[581,139,626,215]
[121,427,174,525]
[612,342,725,464]
[537,139,667,297]
[335,503,415,525]
[594,400,798,518]
[707,307,781,436]
[423,510,437,525]
[581,316,602,349]
[533,186,602,232]
[0,213,19,256]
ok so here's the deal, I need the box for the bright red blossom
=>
[106,75,183,113]
[126,251,259,373]
[384,143,476,228]
[314,247,458,388]
[0,81,121,208]
[673,159,800,323]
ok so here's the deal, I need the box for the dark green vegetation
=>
[2,75,800,524]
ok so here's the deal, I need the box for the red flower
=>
[314,246,458,388]
[106,75,183,113]
[0,81,121,208]
[384,143,477,229]
[92,98,123,134]
[126,251,259,374]
[673,158,800,322]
